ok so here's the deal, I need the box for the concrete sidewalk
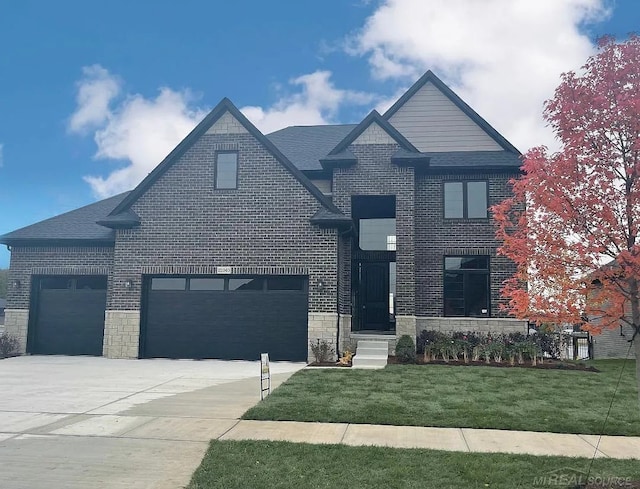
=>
[219,419,640,459]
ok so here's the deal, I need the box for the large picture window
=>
[444,181,488,218]
[443,256,490,317]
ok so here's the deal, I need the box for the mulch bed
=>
[388,356,599,372]
[307,362,352,367]
[308,358,598,372]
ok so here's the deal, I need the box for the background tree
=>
[494,36,640,403]
[0,269,7,299]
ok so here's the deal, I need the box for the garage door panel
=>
[142,277,308,361]
[31,278,107,356]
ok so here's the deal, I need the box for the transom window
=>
[443,256,490,317]
[444,181,488,219]
[215,151,238,189]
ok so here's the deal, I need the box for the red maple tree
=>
[493,36,640,400]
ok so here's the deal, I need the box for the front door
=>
[358,262,390,331]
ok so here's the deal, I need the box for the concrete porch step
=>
[355,341,389,351]
[352,340,388,370]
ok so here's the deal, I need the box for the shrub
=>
[395,335,416,363]
[0,333,19,358]
[310,339,334,364]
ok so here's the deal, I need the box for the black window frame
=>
[443,180,489,219]
[443,255,490,317]
[214,150,238,190]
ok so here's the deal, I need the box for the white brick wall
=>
[308,312,338,362]
[206,111,249,135]
[103,310,141,359]
[417,317,528,334]
[352,123,396,145]
[3,309,29,354]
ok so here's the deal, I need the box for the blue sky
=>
[0,0,637,268]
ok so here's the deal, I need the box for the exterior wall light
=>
[316,279,326,292]
[124,280,134,289]
[11,279,21,290]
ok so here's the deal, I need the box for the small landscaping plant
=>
[310,339,334,364]
[395,335,416,363]
[0,333,19,358]
[413,330,568,367]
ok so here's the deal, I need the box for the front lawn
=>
[187,440,640,489]
[243,360,640,435]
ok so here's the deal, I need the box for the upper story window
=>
[215,152,238,189]
[444,181,488,219]
[359,218,396,251]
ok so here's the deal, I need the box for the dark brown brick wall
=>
[332,143,415,316]
[109,132,338,312]
[6,246,114,309]
[414,172,519,317]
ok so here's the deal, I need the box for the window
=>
[444,181,488,218]
[151,278,187,290]
[229,278,264,291]
[76,276,108,290]
[443,256,489,317]
[267,277,305,291]
[359,218,396,251]
[189,278,224,291]
[215,152,238,189]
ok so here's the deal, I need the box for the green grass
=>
[243,360,640,435]
[187,440,640,489]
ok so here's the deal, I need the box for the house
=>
[0,298,5,330]
[0,71,527,362]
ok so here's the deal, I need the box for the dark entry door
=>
[359,262,390,330]
[31,276,107,356]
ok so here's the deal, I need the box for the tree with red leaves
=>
[494,36,640,402]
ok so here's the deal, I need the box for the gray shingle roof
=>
[0,192,130,245]
[425,151,522,169]
[267,124,357,171]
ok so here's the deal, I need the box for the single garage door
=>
[141,275,308,361]
[29,275,107,356]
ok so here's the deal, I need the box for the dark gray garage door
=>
[29,276,107,356]
[141,275,308,361]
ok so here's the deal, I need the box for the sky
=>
[0,0,638,268]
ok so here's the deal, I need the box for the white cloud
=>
[68,65,121,133]
[69,65,209,198]
[71,68,376,198]
[241,70,374,134]
[347,0,611,151]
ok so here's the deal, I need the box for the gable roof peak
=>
[108,96,343,217]
[327,109,418,157]
[383,69,521,155]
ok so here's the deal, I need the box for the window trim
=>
[443,180,489,219]
[214,150,239,190]
[442,255,491,317]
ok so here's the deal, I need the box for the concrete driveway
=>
[0,356,305,489]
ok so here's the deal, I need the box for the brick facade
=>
[4,86,527,360]
[414,172,520,318]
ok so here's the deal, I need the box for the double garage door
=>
[141,275,308,361]
[29,274,308,361]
